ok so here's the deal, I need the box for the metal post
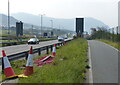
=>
[117,26,118,35]
[41,15,43,36]
[25,52,28,60]
[50,20,53,37]
[38,48,41,55]
[116,26,119,42]
[50,20,53,29]
[46,46,49,54]
[31,25,33,35]
[112,28,114,42]
[2,57,4,73]
[8,0,10,35]
[61,42,63,46]
[50,45,53,52]
[109,29,111,41]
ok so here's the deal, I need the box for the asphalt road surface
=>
[88,40,118,83]
[1,40,58,56]
[0,38,72,57]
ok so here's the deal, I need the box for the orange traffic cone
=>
[24,46,34,76]
[2,50,17,79]
[52,44,56,57]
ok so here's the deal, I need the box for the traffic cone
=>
[52,44,56,57]
[24,46,34,76]
[2,50,18,79]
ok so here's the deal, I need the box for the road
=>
[88,40,118,83]
[0,38,72,57]
[0,40,58,57]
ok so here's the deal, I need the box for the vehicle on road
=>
[58,36,64,42]
[28,38,40,44]
[64,35,68,39]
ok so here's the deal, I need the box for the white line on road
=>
[88,42,93,83]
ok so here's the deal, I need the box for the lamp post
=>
[8,0,10,35]
[50,20,53,36]
[108,29,111,40]
[39,14,45,36]
[50,20,53,29]
[31,25,33,35]
[112,28,114,42]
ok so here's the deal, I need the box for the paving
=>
[88,40,118,83]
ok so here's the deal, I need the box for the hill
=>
[0,13,109,34]
[0,14,18,26]
[12,12,109,33]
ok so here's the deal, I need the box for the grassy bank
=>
[3,38,88,83]
[96,39,120,50]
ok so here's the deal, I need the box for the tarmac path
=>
[88,40,118,83]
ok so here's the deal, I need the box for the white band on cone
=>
[3,57,11,69]
[52,47,56,52]
[26,54,33,66]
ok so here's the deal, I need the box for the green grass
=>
[2,38,88,83]
[96,39,120,50]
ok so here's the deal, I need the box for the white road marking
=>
[88,41,93,83]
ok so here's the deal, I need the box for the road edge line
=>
[88,41,93,83]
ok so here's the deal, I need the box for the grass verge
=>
[2,38,88,83]
[96,39,120,50]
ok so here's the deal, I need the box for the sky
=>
[0,0,119,28]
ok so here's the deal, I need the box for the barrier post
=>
[25,52,28,60]
[50,45,53,52]
[46,46,49,54]
[38,48,41,55]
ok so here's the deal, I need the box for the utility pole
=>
[8,0,10,35]
[116,26,118,35]
[116,26,119,42]
[39,14,45,35]
[41,15,43,36]
[31,25,33,35]
[112,28,114,42]
[50,20,53,29]
[50,20,53,36]
[108,29,111,40]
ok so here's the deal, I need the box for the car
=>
[28,38,40,44]
[64,35,68,39]
[58,36,64,42]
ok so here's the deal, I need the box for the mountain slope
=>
[0,14,18,26]
[12,12,109,33]
[0,14,73,35]
[0,13,109,34]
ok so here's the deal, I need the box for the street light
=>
[112,28,114,42]
[50,20,53,29]
[39,14,45,36]
[31,25,33,35]
[8,0,10,35]
[50,20,53,36]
